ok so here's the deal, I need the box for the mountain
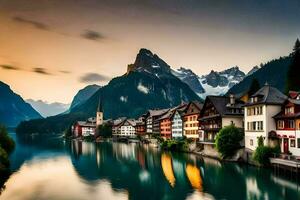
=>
[247,66,260,76]
[228,56,292,95]
[0,81,42,127]
[173,66,246,98]
[70,84,100,110]
[26,99,70,117]
[17,48,201,134]
[171,67,205,93]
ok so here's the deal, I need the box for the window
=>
[290,139,295,147]
[277,120,284,129]
[250,139,253,146]
[298,138,300,148]
[285,107,294,115]
[287,120,295,129]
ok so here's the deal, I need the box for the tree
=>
[0,125,15,154]
[97,124,112,138]
[215,124,244,158]
[248,78,261,96]
[252,136,280,166]
[286,38,300,93]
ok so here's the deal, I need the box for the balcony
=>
[200,124,221,131]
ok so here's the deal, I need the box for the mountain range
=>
[0,81,42,127]
[26,99,70,118]
[5,44,294,134]
[17,48,201,134]
[172,65,258,98]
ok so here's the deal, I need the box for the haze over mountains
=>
[26,99,70,118]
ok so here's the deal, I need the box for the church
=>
[72,97,104,137]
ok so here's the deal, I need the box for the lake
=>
[1,132,299,200]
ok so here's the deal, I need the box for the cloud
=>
[81,30,105,41]
[59,70,71,74]
[13,16,49,30]
[0,64,20,70]
[79,73,110,83]
[33,68,51,75]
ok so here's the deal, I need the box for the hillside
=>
[0,81,42,127]
[228,56,292,95]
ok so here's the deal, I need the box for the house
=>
[135,116,146,136]
[112,117,126,136]
[72,97,104,138]
[145,109,169,135]
[158,110,173,140]
[244,84,287,151]
[120,119,136,137]
[273,92,300,156]
[171,104,188,139]
[199,95,244,143]
[183,101,203,140]
[73,117,96,137]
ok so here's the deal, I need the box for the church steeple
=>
[97,95,103,112]
[96,95,103,126]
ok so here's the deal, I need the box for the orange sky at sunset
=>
[0,0,299,103]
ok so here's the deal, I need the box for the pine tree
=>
[286,39,300,93]
[248,78,260,96]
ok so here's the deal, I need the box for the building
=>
[96,97,104,127]
[273,92,300,155]
[199,95,244,143]
[112,117,126,136]
[183,101,203,140]
[73,118,96,137]
[120,119,136,137]
[158,110,175,140]
[135,116,146,136]
[145,109,169,135]
[171,105,188,139]
[244,84,287,151]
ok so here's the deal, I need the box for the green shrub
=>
[161,139,189,152]
[252,137,280,166]
[257,136,264,147]
[252,146,278,166]
[0,125,15,154]
[215,124,244,158]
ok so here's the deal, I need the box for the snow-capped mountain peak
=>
[173,66,246,99]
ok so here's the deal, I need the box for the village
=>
[72,83,300,170]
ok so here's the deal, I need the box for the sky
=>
[0,0,299,103]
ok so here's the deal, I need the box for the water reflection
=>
[161,153,176,187]
[1,134,300,200]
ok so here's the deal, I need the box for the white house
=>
[244,84,287,151]
[120,119,136,137]
[171,110,184,139]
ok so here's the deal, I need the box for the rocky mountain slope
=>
[70,84,100,110]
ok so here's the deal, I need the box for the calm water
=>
[0,133,299,200]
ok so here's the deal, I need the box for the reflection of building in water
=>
[172,158,186,183]
[161,153,176,187]
[185,164,203,191]
[71,141,96,158]
[113,143,136,161]
[246,177,263,199]
[137,149,146,169]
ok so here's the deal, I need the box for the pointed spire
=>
[97,94,103,112]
